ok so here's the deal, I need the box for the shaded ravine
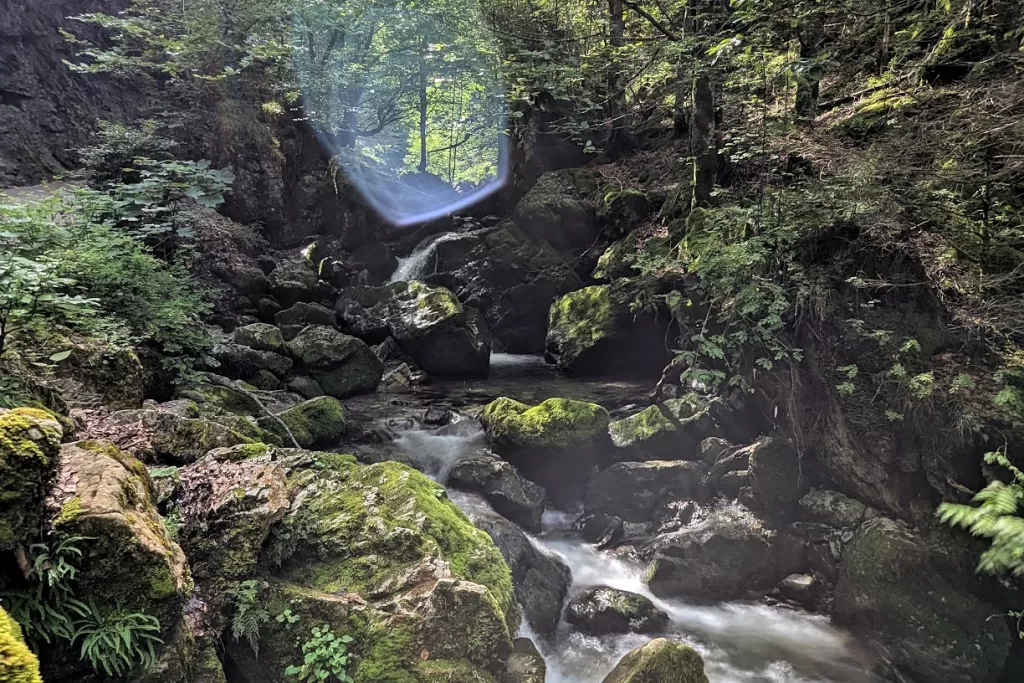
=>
[383,355,880,683]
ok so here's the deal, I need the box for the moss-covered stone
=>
[53,441,192,639]
[0,606,43,683]
[135,621,226,683]
[234,322,286,352]
[597,189,651,236]
[601,638,709,683]
[64,341,146,409]
[479,397,610,451]
[287,325,384,398]
[178,380,264,416]
[102,409,253,465]
[257,396,347,448]
[511,168,602,254]
[565,587,669,636]
[607,400,718,461]
[0,407,62,549]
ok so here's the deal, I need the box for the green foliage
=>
[232,580,271,655]
[285,626,355,683]
[79,119,180,186]
[72,603,163,677]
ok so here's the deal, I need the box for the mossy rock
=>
[479,397,611,506]
[602,638,709,683]
[103,409,253,465]
[53,441,192,640]
[0,407,62,549]
[234,322,286,352]
[287,326,384,398]
[135,622,226,683]
[0,606,43,683]
[211,342,293,381]
[546,284,671,376]
[592,224,679,281]
[512,168,602,254]
[63,341,146,409]
[565,587,669,636]
[257,396,347,448]
[178,379,264,416]
[608,400,718,461]
[597,189,651,236]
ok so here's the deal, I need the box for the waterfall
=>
[388,231,461,283]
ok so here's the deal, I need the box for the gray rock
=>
[798,488,876,529]
[275,302,337,339]
[565,587,669,636]
[718,470,749,499]
[211,342,293,380]
[501,638,546,683]
[608,401,719,462]
[287,377,323,399]
[448,454,547,533]
[778,574,819,607]
[585,461,706,523]
[233,323,285,352]
[286,325,383,399]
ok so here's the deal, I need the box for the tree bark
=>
[690,73,716,208]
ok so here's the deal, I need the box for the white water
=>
[391,421,880,683]
[388,231,461,283]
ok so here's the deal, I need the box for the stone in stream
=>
[601,638,709,683]
[286,325,383,399]
[833,517,1011,683]
[575,512,625,549]
[584,461,706,523]
[480,396,612,507]
[448,453,547,533]
[501,638,546,683]
[778,573,819,607]
[607,400,720,462]
[565,587,669,636]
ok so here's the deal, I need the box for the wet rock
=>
[747,437,806,509]
[424,406,454,426]
[448,454,547,533]
[380,363,414,393]
[834,517,1010,683]
[52,441,191,639]
[0,408,62,549]
[645,506,777,600]
[608,400,719,461]
[102,409,252,464]
[210,342,293,380]
[546,284,672,376]
[718,470,749,498]
[585,461,706,523]
[778,574,819,607]
[233,322,285,353]
[274,301,337,339]
[502,638,546,683]
[337,281,491,376]
[463,501,571,638]
[565,587,669,636]
[798,488,876,529]
[256,396,346,448]
[647,500,696,535]
[602,638,709,683]
[286,325,383,399]
[480,397,611,506]
[576,512,625,548]
[286,376,323,399]
[0,606,43,683]
[267,257,318,308]
[349,242,398,284]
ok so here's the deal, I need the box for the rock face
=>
[608,401,718,462]
[602,638,709,683]
[0,606,42,683]
[461,500,572,638]
[747,437,805,509]
[231,455,519,683]
[565,588,669,636]
[337,281,490,376]
[511,168,601,255]
[585,461,706,523]
[420,222,582,353]
[256,396,346,448]
[448,453,547,533]
[546,284,672,376]
[0,408,62,549]
[480,397,611,506]
[833,518,1010,683]
[211,342,293,381]
[286,325,383,398]
[645,506,777,600]
[52,441,192,638]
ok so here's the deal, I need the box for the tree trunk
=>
[690,73,716,209]
[419,43,429,173]
[605,0,630,155]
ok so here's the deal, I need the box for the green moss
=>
[351,611,419,683]
[54,496,83,527]
[0,606,43,683]
[258,397,347,449]
[417,660,497,683]
[603,638,708,683]
[479,397,611,450]
[0,408,62,548]
[179,382,262,416]
[548,286,615,360]
[408,281,462,320]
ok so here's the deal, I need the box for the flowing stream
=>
[388,231,461,283]
[386,354,880,683]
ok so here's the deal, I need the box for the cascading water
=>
[388,354,879,683]
[388,231,461,283]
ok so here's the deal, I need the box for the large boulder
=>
[101,409,252,464]
[274,302,337,340]
[51,441,192,639]
[644,506,777,600]
[601,638,709,683]
[747,437,806,509]
[833,518,1010,683]
[210,342,293,380]
[256,396,346,448]
[233,322,286,353]
[0,606,42,683]
[286,325,383,398]
[0,408,62,549]
[511,168,601,255]
[230,455,519,683]
[419,222,582,353]
[565,588,669,636]
[585,461,706,523]
[448,453,547,533]
[336,281,490,376]
[797,488,877,529]
[546,284,672,376]
[608,400,719,462]
[480,397,611,506]
[458,495,572,638]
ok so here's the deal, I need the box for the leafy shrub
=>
[78,119,179,186]
[285,626,355,683]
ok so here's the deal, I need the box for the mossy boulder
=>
[230,455,519,683]
[336,282,490,376]
[511,168,602,254]
[233,322,285,352]
[178,379,265,416]
[257,396,347,448]
[597,189,651,236]
[565,587,668,636]
[546,284,672,376]
[602,638,709,683]
[62,341,146,409]
[833,518,1010,683]
[0,606,43,683]
[608,400,719,462]
[287,325,384,398]
[102,409,252,464]
[584,461,706,523]
[274,302,338,340]
[52,441,192,639]
[0,407,62,549]
[135,622,226,683]
[268,256,319,308]
[479,397,612,506]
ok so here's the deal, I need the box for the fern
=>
[232,580,271,656]
[71,602,163,677]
